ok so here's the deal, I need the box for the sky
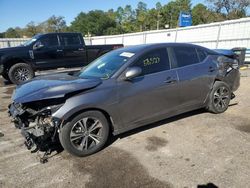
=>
[0,0,203,32]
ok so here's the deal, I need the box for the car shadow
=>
[107,108,206,146]
[43,108,206,163]
[197,183,218,188]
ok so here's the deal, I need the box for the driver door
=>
[32,34,64,69]
[116,48,181,131]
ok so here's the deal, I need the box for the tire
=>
[59,111,110,157]
[8,63,34,85]
[206,81,231,114]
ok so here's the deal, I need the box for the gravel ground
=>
[0,69,250,188]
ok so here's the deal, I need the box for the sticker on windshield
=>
[120,52,135,58]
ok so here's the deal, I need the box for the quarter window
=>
[196,48,208,62]
[173,46,199,68]
[133,48,170,75]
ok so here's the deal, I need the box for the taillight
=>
[232,59,239,69]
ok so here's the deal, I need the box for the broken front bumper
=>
[8,103,27,128]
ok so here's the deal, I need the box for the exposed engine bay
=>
[8,73,102,163]
[9,99,65,163]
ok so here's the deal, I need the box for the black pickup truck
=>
[0,32,123,84]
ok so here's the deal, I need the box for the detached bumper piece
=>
[21,126,59,163]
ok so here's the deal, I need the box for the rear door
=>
[33,34,64,69]
[117,48,181,130]
[60,33,87,67]
[170,46,216,108]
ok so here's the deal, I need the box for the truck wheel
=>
[59,111,110,157]
[206,81,231,114]
[8,63,34,85]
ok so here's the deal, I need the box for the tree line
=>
[1,0,249,38]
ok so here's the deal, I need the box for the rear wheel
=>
[8,63,34,85]
[207,81,231,113]
[59,111,110,157]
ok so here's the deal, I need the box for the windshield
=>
[22,34,41,46]
[78,50,135,79]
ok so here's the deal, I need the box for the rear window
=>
[61,34,81,46]
[173,46,199,68]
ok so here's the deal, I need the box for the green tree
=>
[207,0,250,19]
[70,10,117,36]
[5,27,21,38]
[192,4,211,25]
[136,2,148,31]
[0,32,4,38]
[44,15,67,32]
[24,22,40,37]
[162,1,179,28]
[122,5,137,32]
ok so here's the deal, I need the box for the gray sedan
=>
[9,43,240,159]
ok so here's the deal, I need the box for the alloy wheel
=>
[213,86,230,111]
[14,67,30,82]
[70,117,103,151]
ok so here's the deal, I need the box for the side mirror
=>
[33,41,44,50]
[125,67,142,80]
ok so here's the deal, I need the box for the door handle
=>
[57,49,63,52]
[164,77,177,84]
[78,48,84,51]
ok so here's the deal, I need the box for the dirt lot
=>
[0,69,250,188]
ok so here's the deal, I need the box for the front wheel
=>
[207,81,231,114]
[8,63,34,85]
[59,111,110,157]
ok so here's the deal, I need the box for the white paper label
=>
[119,52,135,58]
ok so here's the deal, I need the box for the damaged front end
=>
[8,100,64,162]
[8,73,102,163]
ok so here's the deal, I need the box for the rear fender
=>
[215,56,240,91]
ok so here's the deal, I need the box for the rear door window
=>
[133,48,170,75]
[173,46,199,68]
[61,34,81,46]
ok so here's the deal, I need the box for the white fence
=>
[91,17,250,50]
[0,38,29,48]
[91,17,250,62]
[1,17,250,61]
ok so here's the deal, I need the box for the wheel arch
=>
[61,107,116,134]
[3,57,31,72]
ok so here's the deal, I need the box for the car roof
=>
[120,43,207,53]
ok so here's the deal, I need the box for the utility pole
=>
[157,12,161,30]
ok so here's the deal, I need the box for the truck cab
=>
[0,32,123,84]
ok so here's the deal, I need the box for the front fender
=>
[52,85,122,132]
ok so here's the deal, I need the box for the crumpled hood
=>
[12,73,102,103]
